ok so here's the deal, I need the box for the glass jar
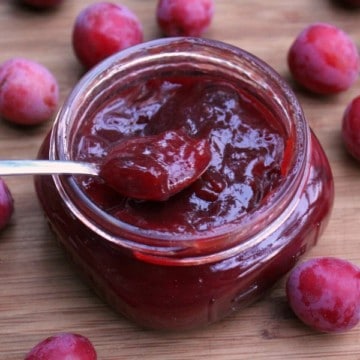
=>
[35,37,334,330]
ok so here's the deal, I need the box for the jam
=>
[77,76,285,233]
[35,38,334,330]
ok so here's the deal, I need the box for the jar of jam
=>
[35,37,334,330]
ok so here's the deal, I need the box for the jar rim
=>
[49,37,310,262]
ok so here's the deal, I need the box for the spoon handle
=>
[0,160,99,176]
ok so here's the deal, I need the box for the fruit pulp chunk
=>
[75,77,286,233]
[99,129,212,201]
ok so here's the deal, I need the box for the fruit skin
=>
[100,130,212,201]
[72,2,143,69]
[156,0,214,37]
[0,178,14,230]
[286,257,360,333]
[342,95,360,161]
[0,58,59,126]
[20,0,64,8]
[288,23,360,95]
[24,332,97,360]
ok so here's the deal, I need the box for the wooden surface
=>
[1,0,360,359]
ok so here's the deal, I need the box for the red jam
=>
[35,38,334,330]
[77,76,286,232]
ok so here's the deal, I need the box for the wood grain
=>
[1,1,360,359]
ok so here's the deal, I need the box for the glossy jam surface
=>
[75,77,286,234]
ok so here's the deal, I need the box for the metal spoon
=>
[0,160,99,176]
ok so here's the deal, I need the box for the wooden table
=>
[0,1,360,359]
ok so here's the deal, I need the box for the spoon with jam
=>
[0,129,212,201]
